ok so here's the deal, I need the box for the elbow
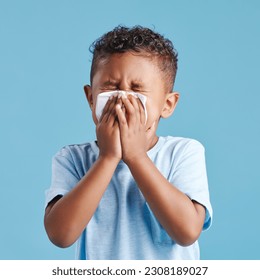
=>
[176,235,199,247]
[169,227,202,247]
[46,232,74,249]
[44,217,76,249]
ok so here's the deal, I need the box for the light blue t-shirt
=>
[45,136,212,260]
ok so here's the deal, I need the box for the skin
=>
[44,52,206,248]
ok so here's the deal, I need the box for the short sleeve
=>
[44,147,80,208]
[170,140,213,231]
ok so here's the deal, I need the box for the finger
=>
[146,120,157,136]
[115,102,128,130]
[118,97,128,113]
[113,98,122,125]
[99,96,114,123]
[102,96,117,123]
[121,95,136,125]
[137,98,146,125]
[106,96,118,124]
[129,95,141,124]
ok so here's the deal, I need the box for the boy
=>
[44,26,212,260]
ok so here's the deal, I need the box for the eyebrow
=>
[102,79,118,87]
[101,79,145,88]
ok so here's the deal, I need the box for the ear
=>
[161,92,179,119]
[84,85,93,110]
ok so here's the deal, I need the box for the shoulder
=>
[53,141,98,163]
[152,136,206,168]
[160,136,205,154]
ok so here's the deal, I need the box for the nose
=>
[118,79,131,91]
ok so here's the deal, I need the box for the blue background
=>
[0,0,259,259]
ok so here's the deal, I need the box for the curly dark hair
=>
[89,25,178,92]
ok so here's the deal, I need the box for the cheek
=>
[145,101,161,121]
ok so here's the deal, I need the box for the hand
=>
[115,95,155,164]
[96,96,122,162]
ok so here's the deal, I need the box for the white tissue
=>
[95,90,147,122]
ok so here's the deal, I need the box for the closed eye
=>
[131,83,146,92]
[100,80,119,91]
[100,86,118,91]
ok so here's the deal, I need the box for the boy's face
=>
[85,52,179,132]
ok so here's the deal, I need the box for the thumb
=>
[146,121,156,136]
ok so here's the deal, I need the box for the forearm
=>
[44,156,119,248]
[126,154,205,246]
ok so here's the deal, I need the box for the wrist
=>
[98,154,121,165]
[123,152,148,167]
